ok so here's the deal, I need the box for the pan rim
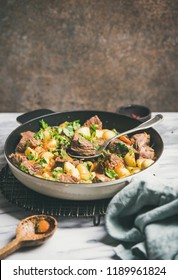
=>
[4,110,164,189]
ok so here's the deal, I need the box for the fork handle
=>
[100,114,163,151]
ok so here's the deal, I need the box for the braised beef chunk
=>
[108,139,129,154]
[131,132,154,159]
[139,146,155,159]
[104,153,124,170]
[93,161,105,174]
[57,174,79,183]
[131,133,150,149]
[93,173,112,183]
[83,115,103,129]
[16,131,40,153]
[9,153,43,175]
[55,156,81,169]
[70,133,96,156]
[9,153,27,166]
[55,156,73,164]
[72,160,82,167]
[25,162,43,175]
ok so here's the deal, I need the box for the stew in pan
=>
[9,115,156,184]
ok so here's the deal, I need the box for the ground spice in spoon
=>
[35,219,50,233]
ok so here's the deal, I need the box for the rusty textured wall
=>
[0,0,178,112]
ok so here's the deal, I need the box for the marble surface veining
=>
[0,112,178,260]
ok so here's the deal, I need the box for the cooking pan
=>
[4,109,164,200]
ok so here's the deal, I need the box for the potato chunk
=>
[124,151,136,167]
[102,129,116,140]
[76,163,91,181]
[114,166,130,178]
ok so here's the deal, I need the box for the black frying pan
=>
[4,109,164,200]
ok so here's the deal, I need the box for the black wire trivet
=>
[0,165,111,225]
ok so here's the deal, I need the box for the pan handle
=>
[16,109,55,124]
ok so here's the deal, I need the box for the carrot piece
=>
[43,140,49,150]
[119,135,132,145]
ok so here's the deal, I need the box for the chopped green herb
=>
[52,167,63,178]
[72,120,81,131]
[89,173,95,181]
[129,149,134,155]
[25,140,30,149]
[79,134,92,142]
[57,135,70,147]
[84,162,93,171]
[39,158,47,167]
[112,129,118,134]
[116,142,129,153]
[98,153,105,160]
[105,168,117,179]
[63,127,74,138]
[62,120,81,138]
[90,124,98,137]
[40,119,49,129]
[77,135,83,145]
[34,129,44,140]
[18,164,28,173]
[60,148,68,159]
[27,152,36,160]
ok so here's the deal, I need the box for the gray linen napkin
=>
[105,178,178,260]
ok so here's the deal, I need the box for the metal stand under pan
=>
[0,165,110,226]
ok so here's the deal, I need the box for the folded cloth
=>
[105,178,178,260]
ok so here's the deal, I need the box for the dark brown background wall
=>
[0,0,178,112]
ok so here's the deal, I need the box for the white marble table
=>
[0,112,177,260]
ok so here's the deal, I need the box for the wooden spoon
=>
[0,214,58,260]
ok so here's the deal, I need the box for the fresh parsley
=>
[72,120,81,130]
[62,120,81,138]
[25,140,30,149]
[39,157,47,167]
[34,129,44,140]
[90,124,98,137]
[57,135,70,147]
[63,126,74,138]
[18,164,28,173]
[60,148,68,159]
[116,142,129,153]
[52,167,63,178]
[27,152,36,160]
[40,119,49,129]
[105,168,117,179]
